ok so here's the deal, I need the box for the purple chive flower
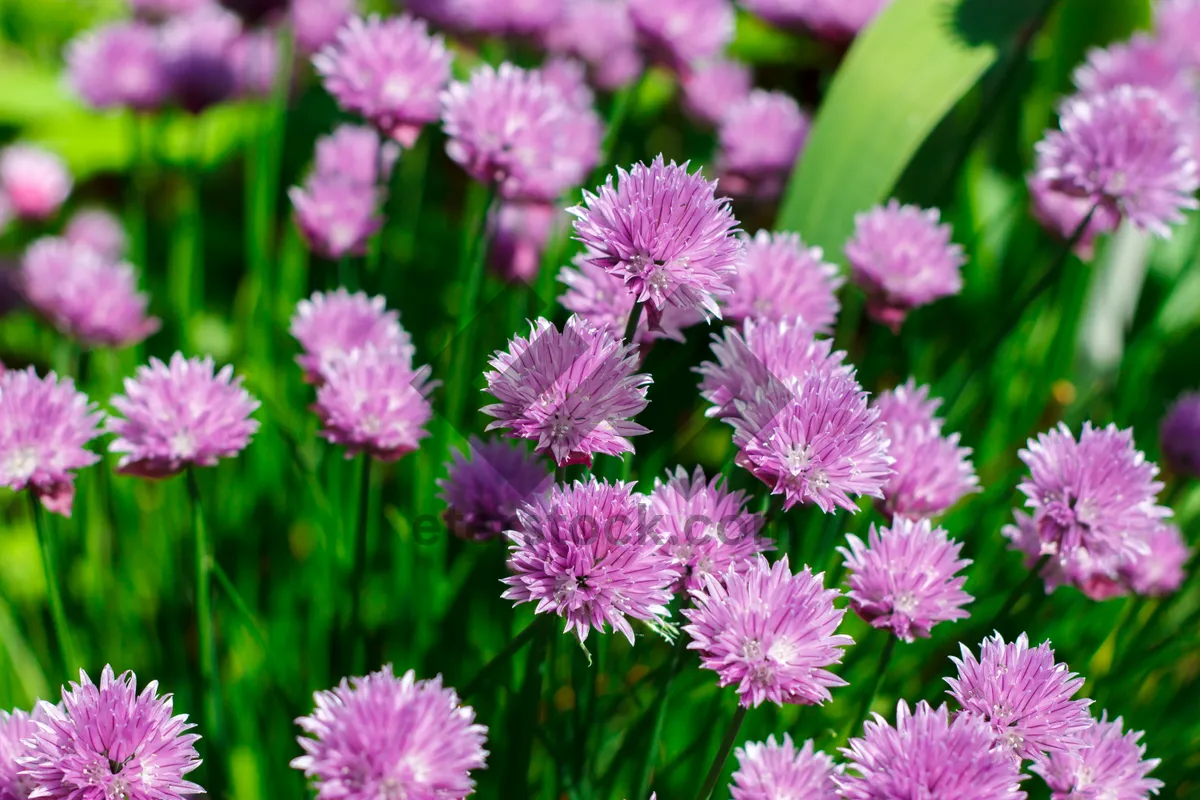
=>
[1160,391,1200,477]
[64,208,127,261]
[21,238,159,349]
[717,90,810,201]
[0,145,72,222]
[410,0,564,37]
[839,517,973,642]
[1121,523,1190,597]
[1028,174,1122,261]
[107,353,260,478]
[129,0,207,19]
[290,289,413,383]
[19,666,202,800]
[1156,0,1200,69]
[683,555,852,708]
[0,368,101,517]
[315,14,453,147]
[627,0,735,71]
[231,29,281,98]
[947,632,1093,762]
[1032,712,1163,800]
[1035,87,1199,238]
[488,202,560,283]
[740,0,891,41]
[293,666,488,800]
[313,124,400,188]
[2,707,40,800]
[648,466,773,592]
[540,57,596,111]
[731,734,838,800]
[314,346,436,461]
[66,21,169,112]
[160,5,241,114]
[1074,34,1199,117]
[437,436,552,542]
[571,156,743,323]
[290,177,384,259]
[217,0,289,27]
[845,199,965,331]
[873,379,978,520]
[724,231,842,331]
[838,700,1028,800]
[681,58,753,127]
[502,477,680,643]
[482,316,652,467]
[543,0,643,91]
[291,0,355,55]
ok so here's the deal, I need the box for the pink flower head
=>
[724,231,842,331]
[107,353,260,478]
[543,0,643,91]
[314,346,436,462]
[683,555,851,708]
[160,4,240,114]
[0,145,72,221]
[290,176,384,259]
[1031,712,1163,800]
[0,368,101,517]
[231,29,281,99]
[946,632,1093,762]
[502,477,680,643]
[731,734,838,800]
[1074,34,1199,118]
[66,21,169,112]
[129,0,207,19]
[315,14,453,147]
[64,208,127,261]
[741,0,891,41]
[1157,0,1200,68]
[313,124,400,188]
[437,436,553,542]
[291,0,355,55]
[1120,523,1190,598]
[717,90,810,201]
[410,0,564,37]
[838,700,1028,800]
[845,199,965,331]
[628,0,735,71]
[1027,174,1122,261]
[1161,390,1200,477]
[539,57,596,111]
[1035,87,1199,238]
[874,379,978,520]
[19,666,203,800]
[648,465,772,592]
[571,156,743,322]
[21,237,159,349]
[2,707,42,800]
[488,201,559,283]
[838,517,972,642]
[290,289,413,383]
[681,58,753,126]
[293,666,488,800]
[482,316,652,467]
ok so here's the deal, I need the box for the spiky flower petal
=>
[1031,712,1163,800]
[437,436,553,542]
[731,734,838,800]
[724,231,842,332]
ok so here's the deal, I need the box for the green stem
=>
[695,704,748,800]
[446,182,496,428]
[991,553,1050,632]
[842,634,896,742]
[623,300,644,345]
[396,132,430,267]
[339,455,373,679]
[30,495,78,677]
[186,468,223,784]
[461,617,545,700]
[634,621,689,798]
[127,112,149,273]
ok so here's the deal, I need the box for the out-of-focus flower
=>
[1035,87,1199,238]
[1160,391,1200,477]
[291,0,356,55]
[731,734,838,800]
[681,58,753,126]
[0,368,101,516]
[503,478,680,643]
[1073,33,1199,121]
[838,701,1027,800]
[64,208,127,261]
[0,145,72,222]
[1122,523,1190,597]
[845,199,965,331]
[539,57,595,111]
[107,353,260,478]
[19,666,203,800]
[543,0,643,90]
[160,5,241,114]
[218,0,289,27]
[740,0,891,41]
[717,90,810,201]
[1032,712,1163,800]
[1027,174,1122,261]
[437,436,552,542]
[231,29,280,98]
[946,632,1093,762]
[488,202,558,283]
[293,666,487,800]
[315,14,453,147]
[410,0,564,37]
[290,177,384,259]
[129,0,207,20]
[482,316,651,467]
[1155,0,1200,70]
[1,706,40,800]
[724,231,842,331]
[66,21,169,112]
[21,238,159,349]
[628,0,735,71]
[839,517,972,642]
[313,124,400,188]
[289,289,413,383]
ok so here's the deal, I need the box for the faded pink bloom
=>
[724,231,842,332]
[681,58,753,126]
[0,145,72,221]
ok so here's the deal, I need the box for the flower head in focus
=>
[160,5,241,114]
[731,734,838,800]
[681,58,753,126]
[628,0,735,70]
[0,145,72,221]
[1031,712,1163,800]
[1161,391,1200,477]
[543,0,643,90]
[1,707,41,800]
[64,208,127,261]
[290,177,384,259]
[66,21,169,112]
[290,0,355,54]
[290,289,413,383]
[724,231,842,331]
[437,436,552,542]
[717,90,810,201]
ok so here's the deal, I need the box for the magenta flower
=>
[313,125,400,188]
[107,353,260,478]
[1074,34,1198,118]
[648,465,772,592]
[1160,391,1200,477]
[1122,523,1190,597]
[293,666,488,800]
[724,231,842,331]
[315,15,453,146]
[1028,174,1122,261]
[1032,712,1163,800]
[19,666,203,800]
[540,57,596,111]
[571,156,742,323]
[160,5,241,114]
[290,177,384,259]
[488,201,559,283]
[231,29,281,99]
[66,21,169,112]
[731,734,837,800]
[1,707,40,800]
[684,555,851,708]
[21,237,159,349]
[543,0,643,90]
[681,58,753,127]
[410,0,564,37]
[717,90,810,201]
[0,145,72,221]
[503,478,680,643]
[845,199,965,331]
[437,436,552,542]
[1156,0,1200,69]
[0,368,101,517]
[64,208,127,261]
[838,700,1028,800]
[482,316,652,467]
[291,0,355,54]
[289,289,413,383]
[628,0,735,70]
[314,346,436,462]
[839,517,972,642]
[947,632,1093,762]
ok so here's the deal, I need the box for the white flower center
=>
[2,445,39,482]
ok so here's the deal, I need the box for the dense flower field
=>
[0,0,1198,798]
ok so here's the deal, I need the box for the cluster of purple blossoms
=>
[503,478,680,643]
[1032,712,1164,800]
[0,144,72,222]
[723,231,843,332]
[66,21,169,111]
[627,0,735,72]
[845,199,966,331]
[681,58,753,127]
[543,0,643,91]
[731,734,838,800]
[437,436,552,542]
[294,666,488,800]
[1161,391,1200,477]
[291,0,355,55]
[64,208,127,261]
[482,316,652,467]
[683,555,852,708]
[289,288,413,384]
[717,90,811,201]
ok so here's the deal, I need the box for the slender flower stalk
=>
[696,705,749,800]
[29,494,79,677]
[185,467,222,779]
